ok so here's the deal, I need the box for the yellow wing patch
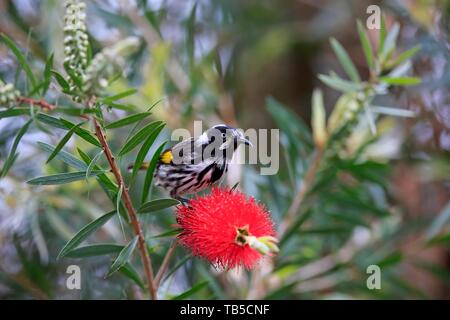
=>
[160,150,173,164]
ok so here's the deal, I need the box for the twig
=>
[279,148,324,235]
[155,241,178,288]
[92,116,157,300]
[17,96,56,110]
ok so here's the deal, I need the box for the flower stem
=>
[17,96,56,110]
[155,241,177,288]
[92,116,157,300]
[280,148,324,236]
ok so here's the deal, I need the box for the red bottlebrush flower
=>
[176,187,278,270]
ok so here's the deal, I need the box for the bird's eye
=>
[221,133,226,138]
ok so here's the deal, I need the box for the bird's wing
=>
[170,138,204,164]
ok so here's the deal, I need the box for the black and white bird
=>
[153,124,252,201]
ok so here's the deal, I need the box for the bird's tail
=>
[127,162,150,172]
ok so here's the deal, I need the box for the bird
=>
[153,124,252,202]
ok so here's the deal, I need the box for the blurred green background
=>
[0,0,449,299]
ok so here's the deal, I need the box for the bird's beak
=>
[239,136,253,147]
[233,130,253,147]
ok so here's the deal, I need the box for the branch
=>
[155,241,178,288]
[92,116,157,300]
[17,96,56,110]
[279,148,324,235]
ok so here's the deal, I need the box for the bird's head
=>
[201,124,252,154]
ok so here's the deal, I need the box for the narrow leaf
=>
[371,106,416,117]
[380,76,421,86]
[51,70,70,91]
[102,89,137,103]
[330,38,360,82]
[318,74,362,92]
[378,14,387,54]
[357,20,374,69]
[42,53,54,95]
[132,123,165,179]
[77,148,118,193]
[105,112,151,129]
[27,170,104,185]
[141,141,167,204]
[390,45,421,68]
[364,104,377,135]
[64,244,124,258]
[151,228,182,239]
[120,263,145,289]
[46,122,85,163]
[138,198,180,214]
[381,22,400,59]
[1,33,37,89]
[172,281,208,300]
[58,210,116,258]
[311,89,327,148]
[0,108,29,118]
[38,142,87,170]
[1,119,32,177]
[35,113,66,129]
[86,149,104,180]
[60,118,102,147]
[118,120,163,156]
[106,236,139,277]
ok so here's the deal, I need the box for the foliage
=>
[0,0,449,300]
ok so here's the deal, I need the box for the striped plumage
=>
[154,124,251,200]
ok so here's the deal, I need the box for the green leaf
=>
[381,22,400,60]
[64,65,82,89]
[330,38,360,82]
[46,122,85,163]
[64,244,124,258]
[59,118,102,147]
[379,76,421,86]
[357,20,374,69]
[51,70,70,91]
[42,53,54,95]
[172,281,208,300]
[364,104,376,135]
[106,236,139,277]
[77,148,118,193]
[141,141,167,204]
[378,14,387,54]
[131,122,165,179]
[86,149,104,180]
[105,112,151,129]
[370,106,416,117]
[118,120,163,156]
[116,184,123,220]
[426,233,450,247]
[389,45,421,68]
[101,89,137,103]
[311,88,326,148]
[150,228,182,239]
[35,114,102,147]
[1,119,32,177]
[1,33,37,89]
[318,74,362,92]
[35,113,66,129]
[138,198,180,214]
[58,210,116,258]
[120,263,145,289]
[0,108,29,118]
[38,142,87,170]
[27,170,104,185]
